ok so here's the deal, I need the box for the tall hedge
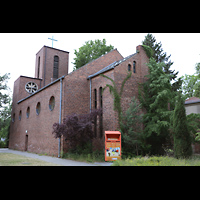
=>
[173,92,192,158]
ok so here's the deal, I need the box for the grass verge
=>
[62,152,105,163]
[0,153,60,166]
[112,155,200,166]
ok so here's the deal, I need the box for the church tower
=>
[35,46,69,87]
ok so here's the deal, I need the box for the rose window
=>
[25,82,38,94]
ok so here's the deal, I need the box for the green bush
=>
[0,140,6,148]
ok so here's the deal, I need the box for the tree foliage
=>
[0,100,11,147]
[173,92,192,158]
[186,113,200,143]
[142,33,182,92]
[72,39,114,71]
[139,58,173,155]
[0,73,10,109]
[52,109,101,153]
[142,45,153,58]
[120,97,146,157]
[0,73,11,147]
[181,63,200,99]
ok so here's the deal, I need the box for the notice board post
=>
[105,131,121,161]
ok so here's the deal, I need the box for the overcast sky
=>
[1,33,200,96]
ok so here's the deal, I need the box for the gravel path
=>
[0,148,112,166]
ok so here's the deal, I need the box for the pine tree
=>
[139,58,173,155]
[142,33,182,92]
[173,92,192,158]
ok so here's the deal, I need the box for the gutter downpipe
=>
[58,76,64,158]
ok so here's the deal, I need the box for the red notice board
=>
[105,131,121,161]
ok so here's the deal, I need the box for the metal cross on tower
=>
[48,36,58,48]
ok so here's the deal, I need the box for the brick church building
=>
[9,44,149,156]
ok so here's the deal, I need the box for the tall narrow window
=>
[53,56,59,79]
[19,110,22,121]
[36,102,41,115]
[94,89,97,109]
[26,107,30,119]
[99,87,103,138]
[37,56,40,78]
[12,113,15,122]
[133,61,136,73]
[99,87,103,109]
[128,64,131,71]
[94,89,97,137]
[49,96,55,111]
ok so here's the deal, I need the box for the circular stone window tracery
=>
[25,82,38,94]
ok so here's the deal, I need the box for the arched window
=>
[133,61,136,73]
[37,56,40,78]
[12,113,15,122]
[36,102,41,115]
[94,89,97,137]
[26,107,30,119]
[99,87,103,138]
[94,89,97,109]
[128,64,131,71]
[99,87,103,109]
[49,96,55,111]
[53,56,59,79]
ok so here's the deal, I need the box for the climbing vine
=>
[100,72,132,126]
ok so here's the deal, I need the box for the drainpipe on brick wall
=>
[58,76,64,158]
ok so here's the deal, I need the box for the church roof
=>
[87,53,136,79]
[185,96,200,105]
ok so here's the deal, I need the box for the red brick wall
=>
[63,49,123,116]
[114,45,149,115]
[35,46,69,87]
[9,80,62,156]
[11,76,42,123]
[90,45,149,132]
[9,48,123,156]
[91,70,118,135]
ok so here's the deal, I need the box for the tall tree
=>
[173,92,192,158]
[181,63,200,99]
[72,39,114,71]
[139,58,173,155]
[180,74,198,99]
[0,97,11,147]
[0,73,11,147]
[142,33,182,92]
[0,73,10,109]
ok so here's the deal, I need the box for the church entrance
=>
[25,135,28,151]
